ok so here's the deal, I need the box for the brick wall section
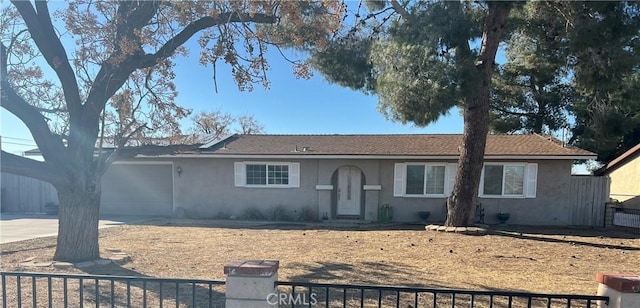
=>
[596,273,640,308]
[597,273,640,293]
[605,203,616,227]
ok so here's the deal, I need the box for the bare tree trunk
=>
[53,185,101,262]
[446,3,511,227]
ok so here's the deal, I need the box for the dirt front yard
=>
[1,221,639,295]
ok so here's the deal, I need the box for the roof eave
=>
[134,153,597,160]
[598,142,640,175]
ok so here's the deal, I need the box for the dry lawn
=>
[1,220,639,297]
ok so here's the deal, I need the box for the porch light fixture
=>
[176,166,182,176]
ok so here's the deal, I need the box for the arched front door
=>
[336,166,362,216]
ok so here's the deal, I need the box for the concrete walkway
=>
[0,214,152,244]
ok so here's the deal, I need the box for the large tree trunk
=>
[446,3,511,227]
[533,102,546,134]
[446,96,492,226]
[53,185,101,262]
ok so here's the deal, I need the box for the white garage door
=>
[100,163,173,216]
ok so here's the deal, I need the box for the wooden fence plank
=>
[568,176,609,226]
[1,173,58,213]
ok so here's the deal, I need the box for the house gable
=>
[599,142,640,203]
[597,142,640,176]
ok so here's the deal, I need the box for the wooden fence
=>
[568,176,610,227]
[0,173,58,213]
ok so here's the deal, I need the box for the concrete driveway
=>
[0,214,154,244]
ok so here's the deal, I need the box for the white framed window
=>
[480,163,537,198]
[394,162,537,199]
[394,163,456,197]
[235,162,300,188]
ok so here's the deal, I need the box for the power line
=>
[1,141,37,147]
[3,151,28,157]
[0,135,35,142]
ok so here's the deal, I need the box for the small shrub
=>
[241,207,266,220]
[183,205,219,219]
[212,211,230,220]
[267,205,290,221]
[297,206,318,222]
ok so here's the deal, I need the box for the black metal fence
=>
[0,271,225,308]
[276,281,609,308]
[612,206,640,229]
[1,271,610,308]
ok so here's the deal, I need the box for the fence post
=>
[604,203,616,228]
[224,260,279,308]
[596,273,640,308]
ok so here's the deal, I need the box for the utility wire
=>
[1,141,37,147]
[0,135,36,141]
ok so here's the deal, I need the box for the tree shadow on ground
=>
[285,260,489,290]
[0,214,59,221]
[79,263,225,308]
[0,242,57,256]
[132,218,426,231]
[487,229,640,251]
[489,225,639,239]
[279,261,582,308]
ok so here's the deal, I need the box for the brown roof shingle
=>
[199,134,595,158]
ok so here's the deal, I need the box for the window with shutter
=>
[394,163,448,197]
[234,162,300,188]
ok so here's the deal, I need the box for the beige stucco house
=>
[100,134,597,225]
[597,143,640,208]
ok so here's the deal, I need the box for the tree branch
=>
[138,12,277,69]
[84,11,277,124]
[0,151,64,185]
[389,0,413,22]
[117,144,202,157]
[479,2,511,68]
[114,2,161,46]
[96,123,149,176]
[6,29,30,57]
[1,43,67,165]
[493,105,537,117]
[36,107,67,113]
[69,2,161,160]
[97,144,202,172]
[11,0,83,117]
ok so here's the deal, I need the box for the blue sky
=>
[0,41,465,156]
[0,3,590,173]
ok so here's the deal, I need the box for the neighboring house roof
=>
[169,133,595,159]
[23,133,219,156]
[198,134,235,149]
[595,142,640,175]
